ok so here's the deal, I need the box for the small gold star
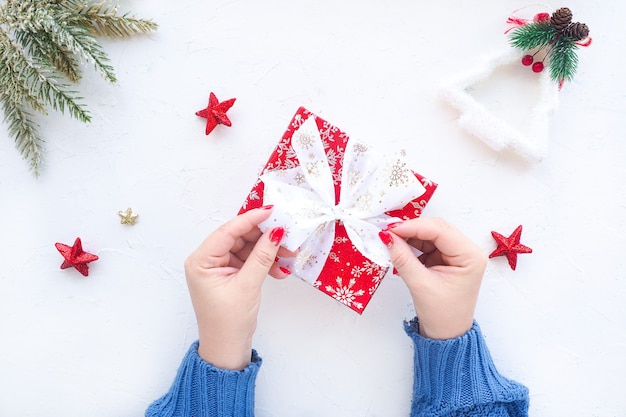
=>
[118,208,139,225]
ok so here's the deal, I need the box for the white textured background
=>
[1,1,624,416]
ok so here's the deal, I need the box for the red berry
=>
[534,12,550,22]
[532,62,544,73]
[522,55,534,66]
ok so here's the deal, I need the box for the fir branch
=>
[0,62,48,115]
[69,2,158,38]
[0,95,44,175]
[1,0,157,176]
[26,5,118,83]
[549,37,579,83]
[0,36,44,176]
[1,30,91,123]
[0,35,47,114]
[15,29,82,82]
[2,1,116,82]
[510,21,556,51]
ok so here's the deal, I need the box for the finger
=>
[226,252,245,270]
[234,232,297,263]
[195,207,274,261]
[389,217,478,267]
[233,240,257,265]
[406,238,436,255]
[268,262,291,280]
[382,230,430,288]
[238,226,285,287]
[277,246,299,258]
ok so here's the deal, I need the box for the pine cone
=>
[551,7,573,32]
[563,22,590,41]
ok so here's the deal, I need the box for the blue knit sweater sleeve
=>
[404,318,529,417]
[145,341,261,417]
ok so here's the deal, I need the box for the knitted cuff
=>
[146,341,261,417]
[404,318,529,417]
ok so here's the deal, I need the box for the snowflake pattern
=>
[325,146,345,186]
[249,189,260,200]
[319,122,338,143]
[351,265,364,278]
[297,131,315,150]
[325,276,365,310]
[353,142,368,154]
[362,259,385,276]
[387,158,409,187]
[294,172,306,185]
[242,189,260,209]
[411,199,427,216]
[356,191,373,211]
[350,259,386,292]
[347,166,362,188]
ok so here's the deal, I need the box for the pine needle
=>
[69,3,158,38]
[0,37,47,114]
[0,92,44,175]
[1,34,91,122]
[26,5,118,83]
[510,22,556,50]
[16,29,82,82]
[549,37,579,83]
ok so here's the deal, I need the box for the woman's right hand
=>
[380,217,487,340]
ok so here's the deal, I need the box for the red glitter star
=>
[195,92,236,135]
[489,225,532,270]
[55,237,99,277]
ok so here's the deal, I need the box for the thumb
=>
[238,227,284,287]
[381,229,429,289]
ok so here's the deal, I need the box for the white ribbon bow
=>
[259,116,426,283]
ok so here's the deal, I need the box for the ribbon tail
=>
[283,221,336,284]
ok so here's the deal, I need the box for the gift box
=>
[239,107,437,313]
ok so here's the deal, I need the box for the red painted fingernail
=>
[279,266,291,275]
[260,205,274,210]
[378,229,394,247]
[387,221,403,229]
[269,227,285,245]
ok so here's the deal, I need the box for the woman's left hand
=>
[184,206,293,370]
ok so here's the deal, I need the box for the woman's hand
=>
[184,206,292,370]
[380,218,487,340]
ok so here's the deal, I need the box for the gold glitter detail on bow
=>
[353,142,368,154]
[294,247,317,270]
[347,167,362,188]
[305,161,320,177]
[118,208,139,225]
[356,191,373,210]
